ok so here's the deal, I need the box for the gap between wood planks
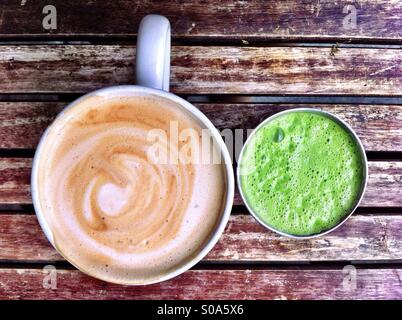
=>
[1,38,402,47]
[1,260,402,271]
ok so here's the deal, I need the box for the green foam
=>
[239,111,364,236]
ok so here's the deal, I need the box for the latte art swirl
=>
[64,127,195,253]
[36,95,227,284]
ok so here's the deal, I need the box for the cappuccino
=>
[35,93,227,284]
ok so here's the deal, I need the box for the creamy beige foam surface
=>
[36,94,227,284]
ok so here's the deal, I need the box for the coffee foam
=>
[36,94,227,284]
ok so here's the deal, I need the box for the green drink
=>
[238,109,366,237]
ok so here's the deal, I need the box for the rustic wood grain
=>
[1,103,402,151]
[354,161,402,208]
[0,158,400,206]
[0,158,31,204]
[0,268,401,299]
[210,214,402,262]
[0,102,62,149]
[1,0,401,42]
[0,45,400,95]
[1,213,402,263]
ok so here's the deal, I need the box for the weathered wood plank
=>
[0,102,62,149]
[0,214,61,262]
[1,103,402,151]
[1,0,401,42]
[0,45,400,95]
[0,268,401,299]
[0,159,400,206]
[0,158,31,204]
[1,214,402,263]
[362,162,402,207]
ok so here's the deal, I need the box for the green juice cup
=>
[237,108,368,239]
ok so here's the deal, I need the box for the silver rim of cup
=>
[31,85,235,285]
[237,108,368,239]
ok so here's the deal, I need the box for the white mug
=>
[31,15,234,285]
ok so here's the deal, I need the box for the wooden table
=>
[0,1,401,300]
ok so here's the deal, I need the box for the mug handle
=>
[136,15,171,91]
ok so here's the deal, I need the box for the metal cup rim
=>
[236,107,369,239]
